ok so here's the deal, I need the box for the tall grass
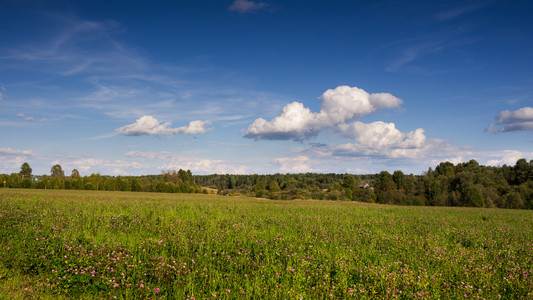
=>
[0,189,532,299]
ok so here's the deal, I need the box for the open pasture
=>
[0,189,532,299]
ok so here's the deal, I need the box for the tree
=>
[342,174,356,190]
[71,169,80,178]
[392,170,405,190]
[513,158,531,185]
[19,162,33,188]
[51,164,65,177]
[268,180,281,192]
[435,161,455,177]
[461,184,484,207]
[19,162,32,179]
[70,169,82,190]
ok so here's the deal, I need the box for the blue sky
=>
[1,0,532,176]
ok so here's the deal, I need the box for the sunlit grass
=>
[1,189,532,299]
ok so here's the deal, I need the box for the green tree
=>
[49,164,65,189]
[19,162,32,179]
[69,169,83,190]
[392,170,405,190]
[19,162,33,188]
[435,161,455,177]
[51,164,65,177]
[506,190,524,209]
[71,169,80,178]
[461,184,484,207]
[37,175,49,189]
[512,158,531,185]
[254,180,267,197]
[268,180,281,192]
[342,174,356,190]
[8,173,20,188]
[0,174,8,188]
[89,173,102,190]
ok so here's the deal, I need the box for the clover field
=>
[0,189,532,299]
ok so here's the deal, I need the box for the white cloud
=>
[0,148,35,173]
[428,150,533,170]
[245,86,402,140]
[338,121,426,152]
[229,0,269,14]
[245,102,316,140]
[116,116,211,136]
[126,151,246,174]
[487,107,533,132]
[273,155,315,173]
[328,121,446,159]
[480,150,533,167]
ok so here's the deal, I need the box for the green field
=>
[0,189,532,299]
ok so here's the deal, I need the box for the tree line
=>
[1,163,203,194]
[196,159,533,209]
[1,159,532,209]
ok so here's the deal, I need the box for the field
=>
[0,189,532,299]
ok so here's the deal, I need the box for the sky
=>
[1,0,533,176]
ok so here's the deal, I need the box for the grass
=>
[0,188,532,299]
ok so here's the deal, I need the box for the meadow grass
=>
[0,189,532,299]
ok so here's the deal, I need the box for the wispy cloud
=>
[229,0,269,14]
[1,15,145,76]
[15,113,45,122]
[2,12,291,126]
[435,3,486,21]
[0,147,34,157]
[384,35,478,73]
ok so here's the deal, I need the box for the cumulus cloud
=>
[245,86,403,140]
[329,121,438,159]
[229,0,269,14]
[245,102,316,140]
[126,151,246,174]
[116,116,211,136]
[273,155,315,173]
[486,107,533,132]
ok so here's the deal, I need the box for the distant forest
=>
[2,159,532,209]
